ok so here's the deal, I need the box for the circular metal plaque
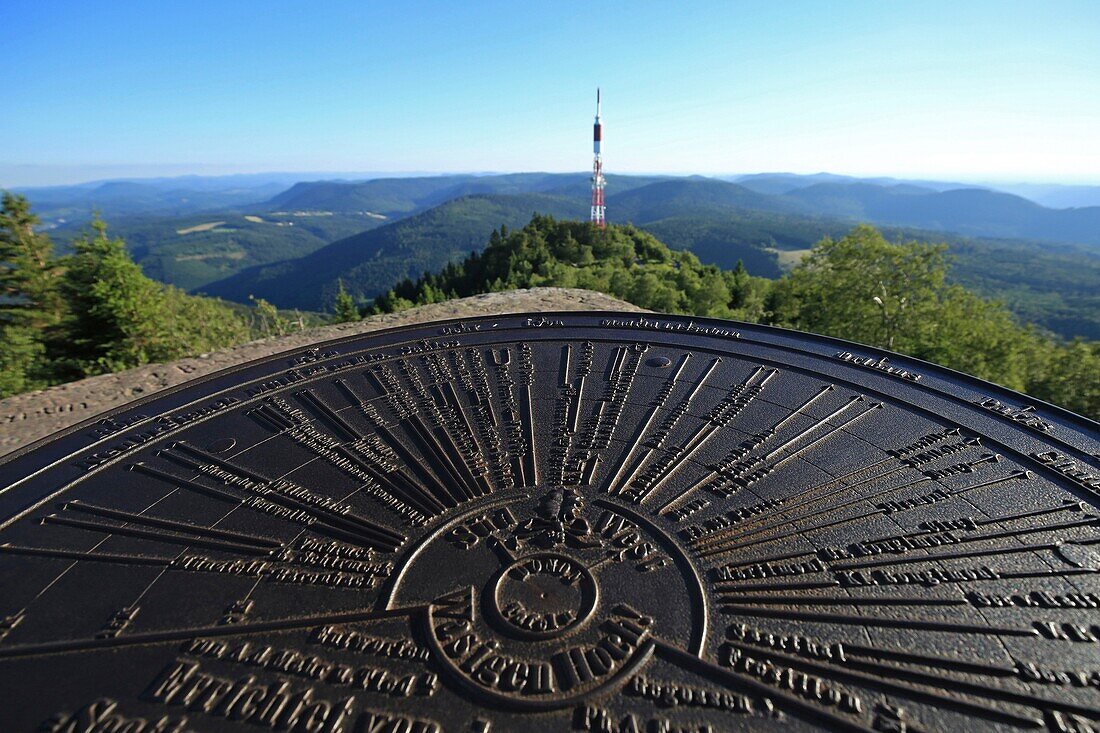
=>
[1,312,1098,732]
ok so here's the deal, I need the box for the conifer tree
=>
[59,217,172,374]
[0,193,64,327]
[332,279,360,322]
[0,193,65,393]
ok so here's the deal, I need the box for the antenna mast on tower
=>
[591,88,606,228]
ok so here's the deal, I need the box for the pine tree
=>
[0,193,64,328]
[0,324,46,397]
[0,193,65,393]
[331,279,360,323]
[249,295,292,337]
[59,217,172,374]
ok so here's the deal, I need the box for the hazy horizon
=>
[4,164,1100,191]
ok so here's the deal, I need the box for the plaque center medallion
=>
[488,552,598,639]
[394,488,701,709]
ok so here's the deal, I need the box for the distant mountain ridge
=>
[264,173,670,217]
[267,173,1100,249]
[783,182,1100,246]
[730,172,1100,209]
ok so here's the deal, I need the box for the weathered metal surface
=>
[0,311,1097,732]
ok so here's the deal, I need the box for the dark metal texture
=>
[0,311,1098,733]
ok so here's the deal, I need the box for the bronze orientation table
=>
[0,312,1097,732]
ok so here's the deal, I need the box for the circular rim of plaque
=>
[0,311,1097,733]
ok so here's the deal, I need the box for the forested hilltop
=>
[372,215,1099,419]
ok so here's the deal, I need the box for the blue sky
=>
[2,0,1098,186]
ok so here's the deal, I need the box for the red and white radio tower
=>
[590,88,606,228]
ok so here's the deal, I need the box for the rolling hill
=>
[264,173,670,217]
[783,182,1100,247]
[46,211,387,292]
[607,178,802,223]
[202,193,587,309]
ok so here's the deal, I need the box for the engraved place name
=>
[524,317,565,328]
[171,555,380,589]
[290,550,392,578]
[290,348,339,365]
[1034,622,1100,643]
[42,698,191,733]
[1033,451,1100,499]
[624,675,759,713]
[573,705,716,733]
[297,538,376,560]
[667,496,710,522]
[439,321,486,334]
[720,646,863,714]
[182,638,438,697]
[838,566,1000,588]
[727,625,847,665]
[311,627,430,662]
[969,591,1100,609]
[600,316,740,339]
[148,659,356,732]
[713,556,825,583]
[835,351,921,381]
[398,338,461,355]
[89,413,149,439]
[1048,712,1100,733]
[1017,662,1100,689]
[249,355,375,397]
[975,398,1055,433]
[75,398,240,470]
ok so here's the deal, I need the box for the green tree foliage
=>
[766,225,950,352]
[61,218,179,374]
[59,218,252,376]
[331,279,361,323]
[1024,340,1100,419]
[0,195,255,396]
[375,216,1099,419]
[0,193,66,391]
[248,295,295,337]
[0,325,46,396]
[764,224,1100,417]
